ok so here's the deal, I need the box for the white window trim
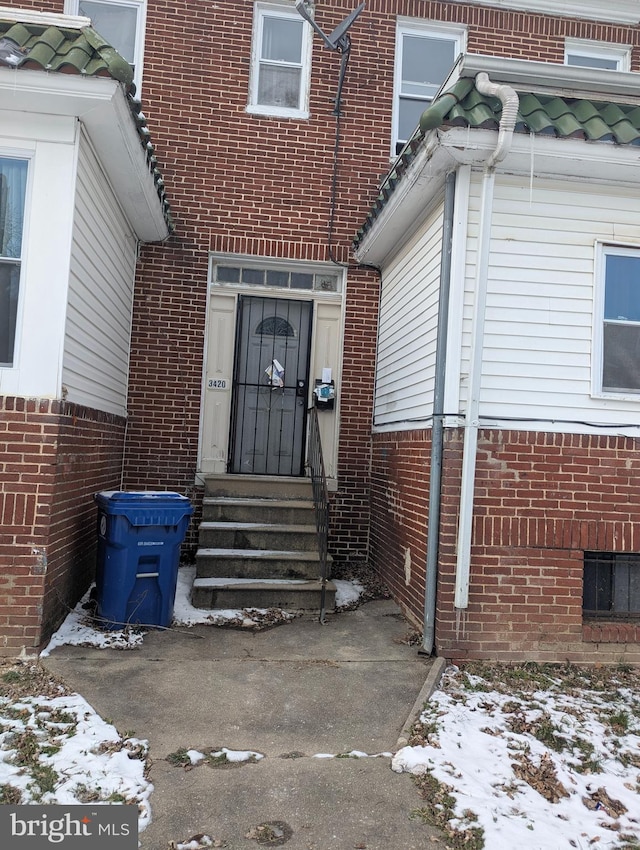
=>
[64,0,147,93]
[565,39,631,73]
[593,242,640,399]
[392,19,466,158]
[247,1,313,120]
[0,148,34,373]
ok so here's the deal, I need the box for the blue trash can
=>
[95,491,193,630]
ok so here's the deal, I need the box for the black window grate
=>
[583,551,640,618]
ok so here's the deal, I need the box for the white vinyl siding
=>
[374,202,444,426]
[63,133,137,416]
[459,173,640,427]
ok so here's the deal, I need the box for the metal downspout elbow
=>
[475,72,519,170]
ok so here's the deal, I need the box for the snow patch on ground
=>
[0,688,152,832]
[392,664,640,849]
[333,579,365,609]
[210,747,264,763]
[40,568,367,654]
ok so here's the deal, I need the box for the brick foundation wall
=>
[371,427,640,664]
[0,398,125,654]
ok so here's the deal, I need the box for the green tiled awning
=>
[354,78,640,248]
[0,19,132,85]
[420,77,640,145]
[0,15,173,233]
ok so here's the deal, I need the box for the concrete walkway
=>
[42,600,445,849]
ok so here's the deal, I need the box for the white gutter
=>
[454,73,518,610]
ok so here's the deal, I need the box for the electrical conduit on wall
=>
[422,170,456,656]
[453,74,519,617]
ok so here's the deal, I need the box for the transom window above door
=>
[392,20,465,156]
[65,0,147,92]
[248,1,312,119]
[211,260,341,294]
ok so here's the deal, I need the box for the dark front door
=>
[230,296,313,475]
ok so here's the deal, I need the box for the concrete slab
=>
[42,600,444,848]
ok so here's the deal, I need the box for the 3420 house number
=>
[207,378,228,390]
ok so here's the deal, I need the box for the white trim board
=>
[451,1,639,25]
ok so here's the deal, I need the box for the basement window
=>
[583,551,640,618]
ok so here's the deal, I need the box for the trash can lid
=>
[96,490,191,503]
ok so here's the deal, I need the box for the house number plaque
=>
[207,378,229,390]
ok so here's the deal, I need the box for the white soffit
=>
[0,69,169,241]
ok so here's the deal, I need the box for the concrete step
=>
[204,474,313,500]
[191,577,336,611]
[199,521,318,551]
[195,548,328,580]
[202,497,315,525]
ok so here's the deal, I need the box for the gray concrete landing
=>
[42,600,445,849]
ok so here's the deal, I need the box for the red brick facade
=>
[4,1,640,657]
[0,399,125,653]
[372,429,640,664]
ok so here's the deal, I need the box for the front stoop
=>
[192,474,335,612]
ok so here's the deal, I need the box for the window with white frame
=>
[0,157,28,367]
[597,246,640,394]
[565,39,631,72]
[392,21,464,156]
[248,2,312,118]
[65,0,147,92]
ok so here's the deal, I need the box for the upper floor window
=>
[392,20,465,156]
[0,157,28,367]
[597,245,640,395]
[565,39,631,72]
[65,0,147,92]
[248,2,312,119]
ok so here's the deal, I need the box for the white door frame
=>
[197,255,346,485]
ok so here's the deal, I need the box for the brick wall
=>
[6,0,640,642]
[0,398,125,654]
[120,0,640,566]
[371,428,640,664]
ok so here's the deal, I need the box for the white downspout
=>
[454,74,519,611]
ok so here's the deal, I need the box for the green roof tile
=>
[354,79,640,248]
[0,15,173,234]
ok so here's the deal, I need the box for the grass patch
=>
[29,764,59,798]
[166,747,193,768]
[0,784,22,804]
[11,729,40,766]
[412,772,484,850]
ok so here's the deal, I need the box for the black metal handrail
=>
[306,406,330,623]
